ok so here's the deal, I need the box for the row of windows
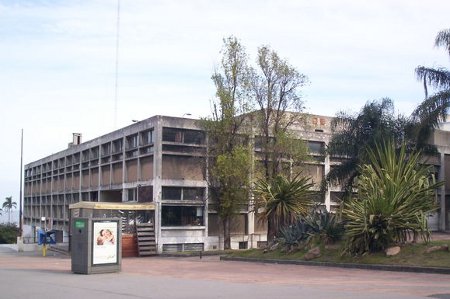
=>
[162,187,205,201]
[162,128,205,144]
[26,127,206,178]
[25,126,326,180]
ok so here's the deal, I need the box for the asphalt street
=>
[1,245,450,299]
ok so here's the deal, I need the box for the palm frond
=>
[412,90,450,126]
[435,28,450,56]
[415,66,450,93]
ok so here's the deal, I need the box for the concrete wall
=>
[162,156,205,180]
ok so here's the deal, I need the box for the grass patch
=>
[226,240,450,268]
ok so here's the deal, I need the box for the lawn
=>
[226,240,450,268]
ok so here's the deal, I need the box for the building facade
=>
[24,114,449,253]
[24,114,341,252]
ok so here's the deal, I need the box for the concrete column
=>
[324,145,331,212]
[122,136,126,202]
[153,117,163,253]
[204,133,209,249]
[440,152,446,231]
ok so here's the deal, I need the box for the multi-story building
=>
[24,113,449,253]
[24,114,339,253]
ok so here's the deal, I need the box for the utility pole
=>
[18,129,24,252]
[19,129,23,235]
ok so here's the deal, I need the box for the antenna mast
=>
[113,0,120,128]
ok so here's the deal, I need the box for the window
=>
[90,147,99,159]
[162,128,182,142]
[127,134,138,149]
[101,143,111,156]
[184,130,205,144]
[141,130,154,145]
[161,206,204,226]
[183,188,204,200]
[82,150,89,162]
[162,187,205,200]
[112,139,123,153]
[127,189,136,201]
[307,141,325,154]
[162,128,205,144]
[66,156,72,166]
[162,187,182,200]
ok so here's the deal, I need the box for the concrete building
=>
[24,113,449,253]
[429,125,450,231]
[24,114,341,253]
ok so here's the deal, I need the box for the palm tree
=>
[254,174,314,242]
[413,28,450,147]
[324,98,406,196]
[2,196,17,224]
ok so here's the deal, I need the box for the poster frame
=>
[91,219,120,266]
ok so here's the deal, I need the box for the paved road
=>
[1,246,450,299]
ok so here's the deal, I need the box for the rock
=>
[325,243,340,250]
[263,249,268,254]
[385,246,401,256]
[425,244,449,254]
[269,242,279,251]
[304,246,321,261]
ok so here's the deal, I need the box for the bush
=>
[304,211,345,244]
[277,221,311,251]
[277,210,344,251]
[0,224,19,244]
[342,141,442,255]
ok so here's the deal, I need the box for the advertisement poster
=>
[92,221,118,265]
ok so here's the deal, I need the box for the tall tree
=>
[251,46,309,180]
[2,196,17,224]
[203,36,253,249]
[325,98,406,196]
[413,28,450,148]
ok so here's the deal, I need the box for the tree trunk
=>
[267,214,277,244]
[223,217,231,250]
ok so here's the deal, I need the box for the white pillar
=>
[440,152,446,231]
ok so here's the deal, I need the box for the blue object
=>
[37,229,57,245]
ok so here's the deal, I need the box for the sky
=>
[1,0,450,222]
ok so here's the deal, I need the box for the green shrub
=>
[277,221,310,251]
[342,141,442,255]
[304,211,345,244]
[277,210,344,251]
[0,224,19,244]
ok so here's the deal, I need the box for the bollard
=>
[199,250,202,259]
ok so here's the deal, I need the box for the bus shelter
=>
[69,201,156,257]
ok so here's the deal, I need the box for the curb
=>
[220,256,450,275]
[160,251,225,258]
[48,246,70,256]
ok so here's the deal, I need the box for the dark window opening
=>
[162,187,182,200]
[163,128,182,142]
[161,206,204,226]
